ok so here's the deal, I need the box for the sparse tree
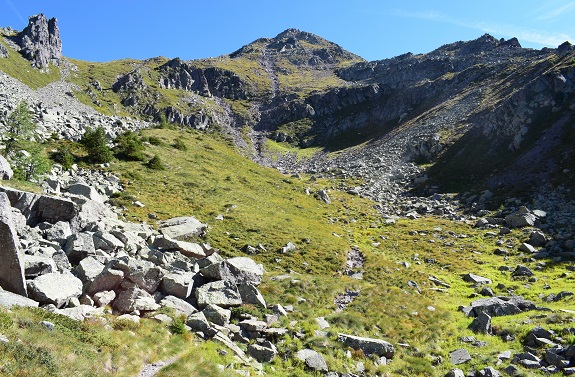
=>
[12,144,51,181]
[81,126,113,163]
[3,101,36,156]
[147,154,164,170]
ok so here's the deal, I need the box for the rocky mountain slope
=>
[1,13,575,377]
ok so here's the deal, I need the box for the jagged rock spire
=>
[17,13,62,69]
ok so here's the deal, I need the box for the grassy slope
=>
[105,129,574,376]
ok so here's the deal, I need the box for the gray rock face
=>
[0,192,27,296]
[337,333,395,358]
[0,155,13,180]
[43,221,72,246]
[505,210,536,228]
[86,267,124,295]
[195,280,242,308]
[186,311,217,337]
[23,255,57,278]
[0,44,8,59]
[161,272,195,299]
[27,271,83,307]
[294,348,328,372]
[16,14,62,69]
[200,257,264,285]
[0,290,39,308]
[64,232,96,265]
[157,216,207,240]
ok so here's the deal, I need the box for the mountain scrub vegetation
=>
[0,13,574,377]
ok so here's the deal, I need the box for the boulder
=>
[337,333,395,358]
[158,216,207,240]
[0,290,39,308]
[528,231,547,247]
[237,283,267,307]
[0,192,27,296]
[43,221,72,246]
[186,311,217,337]
[86,268,124,295]
[511,265,534,277]
[469,311,492,334]
[122,259,164,294]
[239,319,268,332]
[27,271,83,307]
[159,295,197,316]
[463,296,536,317]
[23,254,57,278]
[70,198,117,232]
[195,280,242,308]
[93,290,116,307]
[64,232,96,265]
[0,155,13,180]
[92,231,125,251]
[200,257,264,285]
[202,304,231,326]
[450,348,472,365]
[505,209,536,228]
[67,183,103,202]
[463,273,491,285]
[294,349,328,372]
[247,341,277,362]
[0,187,77,226]
[445,369,465,377]
[113,286,160,313]
[74,256,105,283]
[161,272,196,299]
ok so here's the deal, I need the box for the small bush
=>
[173,137,188,151]
[114,131,145,161]
[80,126,113,163]
[147,136,163,146]
[111,318,140,331]
[169,317,187,335]
[147,154,164,170]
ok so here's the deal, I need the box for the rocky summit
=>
[0,13,574,377]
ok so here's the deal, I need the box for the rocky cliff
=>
[14,14,62,69]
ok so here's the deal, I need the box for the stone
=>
[316,317,330,329]
[186,311,217,337]
[159,295,197,316]
[93,290,116,307]
[202,304,231,326]
[463,273,492,285]
[157,216,207,240]
[195,280,242,308]
[481,366,502,377]
[0,290,39,308]
[43,221,72,246]
[518,243,537,253]
[294,349,328,372]
[511,265,534,277]
[113,286,160,313]
[23,254,57,278]
[200,257,264,285]
[0,187,77,226]
[528,231,547,247]
[247,341,277,362]
[123,259,164,293]
[0,192,27,296]
[92,231,124,251]
[86,268,124,295]
[469,311,492,334]
[27,271,83,307]
[68,183,103,202]
[64,232,96,265]
[0,155,13,180]
[337,333,395,358]
[463,296,536,317]
[161,272,196,299]
[445,369,465,377]
[450,348,472,364]
[237,283,267,307]
[505,210,536,228]
[75,256,105,283]
[239,319,268,332]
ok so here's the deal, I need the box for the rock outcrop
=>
[15,14,62,68]
[0,192,27,296]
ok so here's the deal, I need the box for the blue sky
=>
[1,0,573,62]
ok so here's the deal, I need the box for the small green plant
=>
[173,136,188,151]
[147,154,165,170]
[80,126,113,164]
[60,147,75,170]
[11,143,52,181]
[2,101,36,157]
[111,318,140,331]
[169,317,187,335]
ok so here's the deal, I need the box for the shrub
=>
[11,143,51,182]
[80,126,113,163]
[173,136,188,151]
[2,101,36,156]
[147,154,164,170]
[114,131,145,161]
[169,317,187,335]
